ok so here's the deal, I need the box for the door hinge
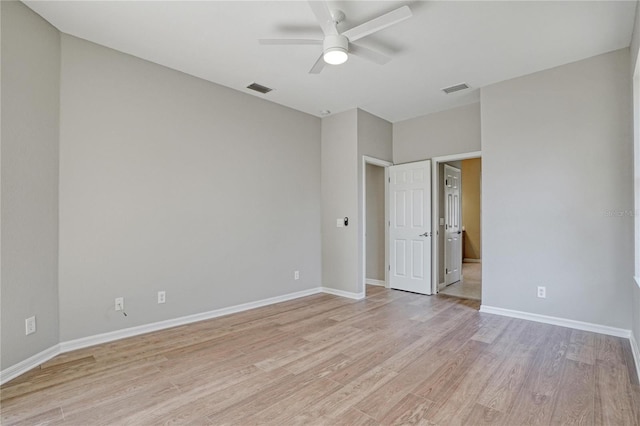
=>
[445,268,448,274]
[388,265,391,271]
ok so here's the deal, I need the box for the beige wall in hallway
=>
[461,158,481,260]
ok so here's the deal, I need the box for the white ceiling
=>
[25,1,636,122]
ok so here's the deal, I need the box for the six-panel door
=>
[389,161,432,295]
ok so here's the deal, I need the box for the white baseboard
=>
[479,305,631,338]
[60,287,324,353]
[463,258,482,263]
[321,287,365,300]
[365,279,386,287]
[4,292,636,386]
[2,287,324,385]
[0,344,61,385]
[631,333,640,384]
[2,286,369,385]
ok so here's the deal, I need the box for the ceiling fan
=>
[259,1,412,74]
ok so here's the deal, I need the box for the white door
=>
[389,161,432,295]
[444,165,462,285]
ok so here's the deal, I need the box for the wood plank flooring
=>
[1,286,638,425]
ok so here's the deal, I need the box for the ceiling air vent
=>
[246,82,273,94]
[441,83,470,94]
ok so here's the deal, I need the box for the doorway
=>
[431,152,482,301]
[362,156,392,296]
[365,163,386,291]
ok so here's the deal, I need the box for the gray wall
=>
[358,110,393,163]
[481,49,633,329]
[321,110,358,293]
[1,1,60,369]
[365,164,385,281]
[630,1,640,366]
[58,35,321,341]
[393,103,481,164]
[631,1,640,76]
[321,109,392,295]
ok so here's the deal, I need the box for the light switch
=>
[439,217,445,226]
[336,218,344,228]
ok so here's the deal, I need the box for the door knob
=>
[419,232,431,237]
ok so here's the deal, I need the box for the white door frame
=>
[431,151,482,295]
[362,156,393,292]
[634,56,640,288]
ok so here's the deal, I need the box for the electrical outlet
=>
[537,286,546,299]
[158,291,166,304]
[294,271,300,280]
[25,316,36,335]
[115,297,124,311]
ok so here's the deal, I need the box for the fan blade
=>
[342,5,412,42]
[308,1,338,36]
[349,43,391,65]
[259,39,322,45]
[309,53,326,74]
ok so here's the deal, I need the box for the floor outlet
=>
[537,286,546,299]
[158,291,166,304]
[294,271,300,280]
[115,297,124,311]
[25,316,36,335]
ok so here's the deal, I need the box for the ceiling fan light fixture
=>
[323,47,348,65]
[322,34,348,65]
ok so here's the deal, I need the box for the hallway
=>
[438,262,481,301]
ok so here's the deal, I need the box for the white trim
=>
[1,287,323,385]
[432,151,482,164]
[2,287,369,384]
[361,155,393,295]
[635,276,640,288]
[479,305,631,338]
[321,287,366,300]
[362,155,393,168]
[630,333,640,384]
[365,278,386,287]
[60,287,324,353]
[463,258,482,263]
[0,344,61,385]
[385,166,390,289]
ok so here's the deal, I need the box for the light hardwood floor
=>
[2,286,639,425]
